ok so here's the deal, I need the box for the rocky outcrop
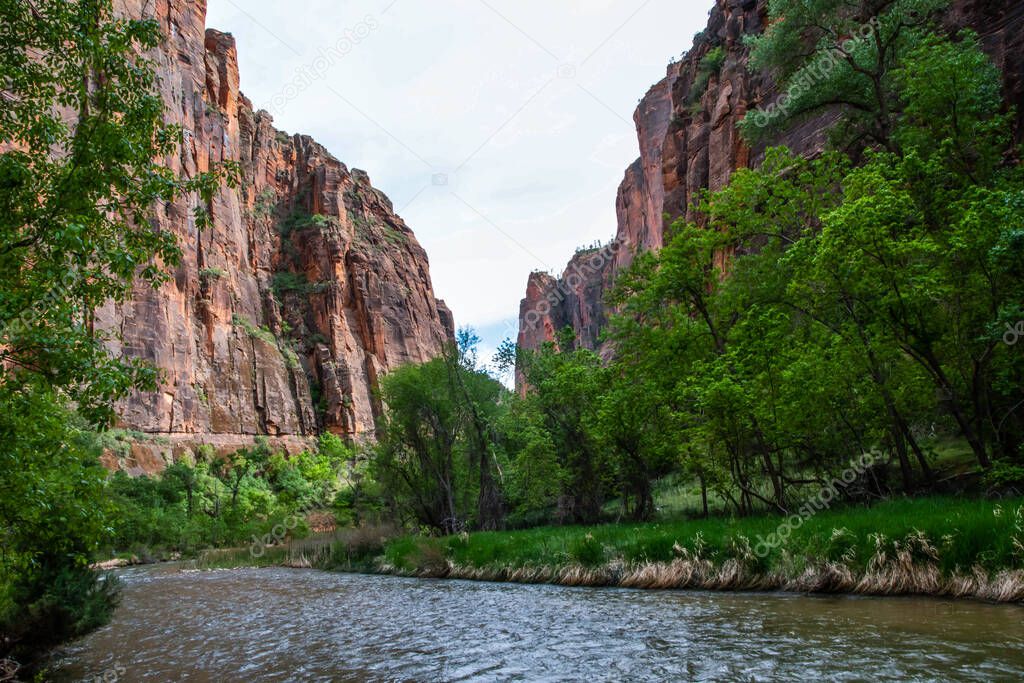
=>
[100,1,453,471]
[515,66,678,366]
[515,245,617,362]
[516,0,1024,385]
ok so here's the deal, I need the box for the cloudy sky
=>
[205,0,710,372]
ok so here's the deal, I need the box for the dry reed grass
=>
[372,529,1024,603]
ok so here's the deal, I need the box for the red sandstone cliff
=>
[516,0,1024,383]
[99,1,453,472]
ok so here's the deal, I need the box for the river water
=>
[50,564,1024,682]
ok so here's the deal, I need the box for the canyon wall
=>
[516,0,1024,379]
[100,1,453,473]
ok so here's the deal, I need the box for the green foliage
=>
[271,271,331,300]
[278,211,336,239]
[253,188,278,220]
[0,384,118,661]
[688,46,726,109]
[371,333,508,533]
[599,28,1019,516]
[382,225,409,246]
[366,26,1021,537]
[568,533,606,567]
[0,0,236,664]
[105,436,354,558]
[384,496,1024,579]
[199,267,226,280]
[231,314,278,346]
[741,0,951,147]
[0,0,238,427]
[281,345,301,371]
[514,335,610,523]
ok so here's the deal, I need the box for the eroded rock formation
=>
[100,1,453,472]
[516,0,1024,385]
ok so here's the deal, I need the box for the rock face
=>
[100,1,453,471]
[516,0,1024,385]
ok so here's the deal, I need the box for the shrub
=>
[688,46,726,108]
[278,211,336,239]
[253,188,278,219]
[231,314,278,345]
[569,533,606,567]
[1,567,121,661]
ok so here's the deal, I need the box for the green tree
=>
[0,388,118,661]
[371,336,508,533]
[0,0,235,663]
[516,330,609,524]
[0,0,236,424]
[212,440,272,514]
[741,0,949,150]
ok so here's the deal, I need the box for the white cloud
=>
[205,0,709,354]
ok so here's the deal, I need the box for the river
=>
[50,564,1024,682]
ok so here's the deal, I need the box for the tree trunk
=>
[699,472,709,519]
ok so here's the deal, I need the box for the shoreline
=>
[126,496,1024,605]
[314,560,1024,605]
[141,547,1024,605]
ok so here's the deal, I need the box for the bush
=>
[569,533,606,567]
[1,567,121,661]
[0,385,119,664]
[688,46,726,107]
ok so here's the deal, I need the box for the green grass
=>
[381,497,1024,577]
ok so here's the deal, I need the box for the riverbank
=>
[300,497,1024,603]
[185,497,1024,603]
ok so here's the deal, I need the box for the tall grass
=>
[376,497,1024,602]
[185,498,1024,602]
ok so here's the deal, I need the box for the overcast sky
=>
[205,0,710,372]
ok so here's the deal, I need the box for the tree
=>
[0,0,235,664]
[593,369,678,521]
[213,440,272,513]
[516,331,609,524]
[0,0,236,423]
[0,386,118,662]
[599,29,1021,512]
[162,462,199,519]
[741,0,949,151]
[371,337,508,534]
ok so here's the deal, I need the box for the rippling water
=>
[51,564,1024,682]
